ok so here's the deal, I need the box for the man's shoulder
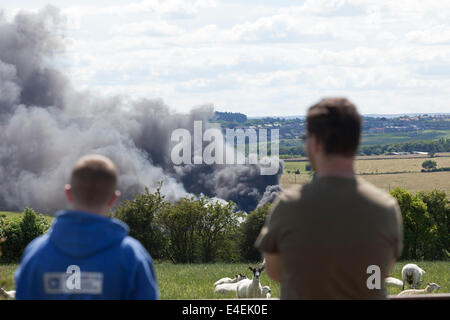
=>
[21,233,51,260]
[119,236,153,262]
[356,177,398,208]
[277,184,303,203]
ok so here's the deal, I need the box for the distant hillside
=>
[213,111,247,123]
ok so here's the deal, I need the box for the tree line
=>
[0,186,448,263]
[278,138,450,157]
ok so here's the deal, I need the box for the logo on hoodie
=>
[44,265,103,295]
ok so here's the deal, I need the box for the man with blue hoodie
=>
[14,154,159,299]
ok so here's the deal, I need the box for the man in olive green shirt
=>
[255,98,403,299]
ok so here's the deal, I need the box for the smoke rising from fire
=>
[0,6,282,213]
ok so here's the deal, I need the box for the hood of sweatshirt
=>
[48,210,129,258]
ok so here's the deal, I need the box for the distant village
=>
[212,111,450,141]
[212,112,450,156]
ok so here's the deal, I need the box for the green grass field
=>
[0,211,54,223]
[1,261,448,299]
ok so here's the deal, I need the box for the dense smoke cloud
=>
[0,6,282,213]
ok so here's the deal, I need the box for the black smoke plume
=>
[0,6,283,213]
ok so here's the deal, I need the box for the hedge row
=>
[0,187,448,263]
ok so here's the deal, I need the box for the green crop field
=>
[1,261,448,299]
[360,130,450,146]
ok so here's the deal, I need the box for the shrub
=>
[416,190,449,260]
[157,196,243,263]
[113,184,167,260]
[0,208,51,263]
[239,202,272,262]
[114,186,243,263]
[422,160,437,171]
[390,188,443,260]
[196,200,243,263]
[158,197,205,263]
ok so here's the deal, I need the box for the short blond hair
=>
[70,155,118,206]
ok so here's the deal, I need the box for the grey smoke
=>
[0,6,283,213]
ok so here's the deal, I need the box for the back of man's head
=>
[306,97,361,157]
[69,154,118,208]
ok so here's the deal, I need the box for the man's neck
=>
[72,204,109,216]
[316,155,355,179]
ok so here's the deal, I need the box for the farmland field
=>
[1,261,449,299]
[281,153,450,194]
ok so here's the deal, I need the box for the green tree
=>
[197,200,243,263]
[422,160,437,171]
[391,188,437,260]
[0,208,51,263]
[113,184,167,259]
[417,190,449,259]
[239,203,271,262]
[159,197,204,263]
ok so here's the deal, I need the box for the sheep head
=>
[248,266,264,280]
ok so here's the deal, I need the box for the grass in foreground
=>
[1,261,449,299]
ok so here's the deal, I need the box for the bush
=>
[0,208,51,263]
[390,188,447,260]
[416,190,449,260]
[113,185,243,263]
[196,200,243,263]
[157,196,243,263]
[239,202,271,262]
[158,197,204,263]
[113,184,167,260]
[422,160,437,171]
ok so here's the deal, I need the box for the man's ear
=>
[310,135,322,154]
[65,184,74,203]
[107,190,121,207]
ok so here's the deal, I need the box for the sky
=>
[2,0,450,116]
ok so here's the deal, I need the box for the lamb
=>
[398,283,440,296]
[0,288,16,299]
[260,286,271,299]
[401,264,426,290]
[384,277,403,287]
[236,266,264,299]
[214,274,246,286]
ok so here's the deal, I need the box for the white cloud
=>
[9,0,449,116]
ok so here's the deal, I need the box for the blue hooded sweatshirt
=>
[14,210,159,300]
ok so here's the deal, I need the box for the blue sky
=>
[3,0,450,116]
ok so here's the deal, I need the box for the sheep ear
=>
[248,266,253,271]
[260,266,265,271]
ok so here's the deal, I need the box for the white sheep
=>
[384,277,403,287]
[214,274,246,286]
[260,286,271,299]
[0,288,16,299]
[402,264,426,290]
[236,266,264,299]
[398,283,440,296]
[214,278,248,294]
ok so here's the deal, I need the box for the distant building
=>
[389,152,409,155]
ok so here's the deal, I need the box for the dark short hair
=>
[70,155,118,206]
[306,98,361,156]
